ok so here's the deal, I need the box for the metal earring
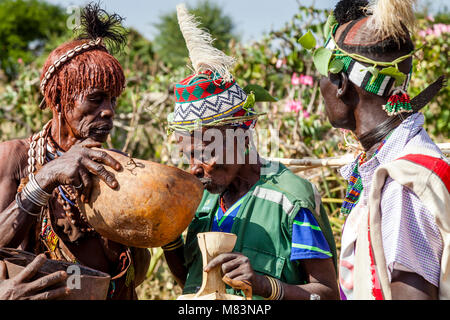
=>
[57,105,62,147]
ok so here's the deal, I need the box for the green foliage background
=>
[0,0,67,79]
[0,1,448,300]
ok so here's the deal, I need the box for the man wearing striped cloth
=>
[316,0,449,299]
[162,4,339,300]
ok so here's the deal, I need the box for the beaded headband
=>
[300,0,445,117]
[299,13,417,116]
[39,37,106,109]
[323,33,413,98]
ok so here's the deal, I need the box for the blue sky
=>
[47,0,447,43]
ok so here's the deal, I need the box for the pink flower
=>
[427,15,435,22]
[291,73,301,86]
[17,58,23,64]
[418,30,427,38]
[433,24,443,36]
[300,74,314,86]
[292,73,314,86]
[276,58,286,69]
[302,110,311,119]
[284,100,303,113]
[419,24,450,38]
[435,24,450,35]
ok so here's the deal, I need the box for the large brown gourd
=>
[77,149,203,248]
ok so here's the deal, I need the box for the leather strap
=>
[398,154,450,191]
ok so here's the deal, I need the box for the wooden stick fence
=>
[270,143,450,173]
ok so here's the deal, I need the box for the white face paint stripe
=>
[252,186,295,215]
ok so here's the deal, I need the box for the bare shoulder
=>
[0,139,29,179]
[0,138,28,152]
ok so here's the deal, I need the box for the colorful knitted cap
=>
[167,4,269,133]
[171,70,250,127]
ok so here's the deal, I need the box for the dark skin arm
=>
[165,244,340,300]
[391,270,438,300]
[206,253,339,300]
[0,196,39,249]
[0,140,42,248]
[164,246,188,288]
[0,138,122,248]
[131,247,151,287]
[165,247,340,300]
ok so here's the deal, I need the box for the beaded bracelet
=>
[161,236,184,251]
[264,275,284,300]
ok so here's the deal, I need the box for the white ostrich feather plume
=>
[366,0,417,42]
[176,3,235,83]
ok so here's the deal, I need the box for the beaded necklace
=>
[45,131,95,233]
[340,133,392,216]
[27,122,95,247]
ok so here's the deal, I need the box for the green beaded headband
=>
[299,14,417,97]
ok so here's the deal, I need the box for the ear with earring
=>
[336,72,348,99]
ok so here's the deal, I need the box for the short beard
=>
[198,177,227,195]
[207,184,228,195]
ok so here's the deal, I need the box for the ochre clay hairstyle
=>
[39,2,127,112]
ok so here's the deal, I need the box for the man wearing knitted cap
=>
[0,4,150,300]
[163,4,339,300]
[311,0,449,299]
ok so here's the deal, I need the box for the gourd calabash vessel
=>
[77,149,203,248]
